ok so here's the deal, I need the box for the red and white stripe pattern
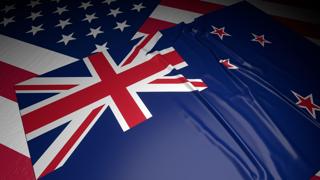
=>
[0,34,78,180]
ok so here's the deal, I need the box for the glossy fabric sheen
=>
[15,2,320,180]
[152,2,320,179]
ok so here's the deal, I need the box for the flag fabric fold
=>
[151,2,320,179]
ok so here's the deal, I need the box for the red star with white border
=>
[210,26,231,40]
[219,59,238,69]
[292,91,320,119]
[251,33,271,47]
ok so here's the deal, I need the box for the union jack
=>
[15,31,207,178]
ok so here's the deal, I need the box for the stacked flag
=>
[1,0,319,179]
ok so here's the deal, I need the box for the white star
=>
[102,0,116,5]
[87,26,103,38]
[131,3,145,12]
[113,20,130,32]
[108,8,122,17]
[27,0,41,8]
[82,13,98,23]
[78,1,93,10]
[92,42,109,53]
[57,33,76,45]
[55,18,72,29]
[26,11,42,21]
[0,16,15,27]
[1,4,15,13]
[53,6,68,15]
[26,24,44,35]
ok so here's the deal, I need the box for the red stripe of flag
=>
[0,61,36,101]
[122,34,154,66]
[160,0,223,14]
[151,77,188,84]
[139,18,175,34]
[0,144,36,180]
[15,84,77,91]
[311,176,320,180]
[190,81,207,88]
[150,77,207,88]
[122,18,176,66]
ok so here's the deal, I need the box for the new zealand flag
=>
[152,2,320,179]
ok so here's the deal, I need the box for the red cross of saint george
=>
[21,50,187,134]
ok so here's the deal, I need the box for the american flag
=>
[0,0,319,179]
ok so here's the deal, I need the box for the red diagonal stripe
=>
[122,34,154,66]
[123,19,176,66]
[190,81,207,88]
[40,105,104,178]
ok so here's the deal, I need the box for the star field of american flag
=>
[0,0,159,62]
